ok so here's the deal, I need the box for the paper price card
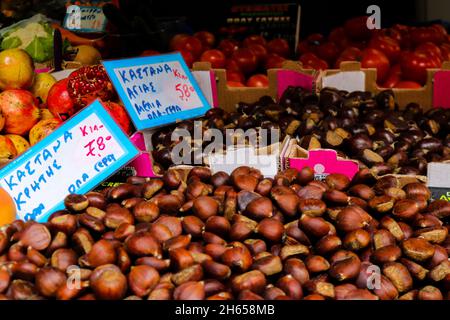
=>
[64,5,108,33]
[0,100,139,223]
[103,53,211,131]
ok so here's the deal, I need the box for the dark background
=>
[151,0,419,37]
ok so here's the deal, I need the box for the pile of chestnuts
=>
[152,87,450,176]
[0,166,449,300]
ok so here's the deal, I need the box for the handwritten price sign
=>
[64,5,108,33]
[103,53,211,130]
[0,101,138,222]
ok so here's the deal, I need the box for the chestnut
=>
[128,265,160,297]
[35,267,67,298]
[90,264,127,300]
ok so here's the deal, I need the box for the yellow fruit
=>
[29,118,62,145]
[0,135,17,160]
[31,73,56,103]
[74,45,102,65]
[5,134,30,155]
[0,48,35,90]
[0,187,16,227]
[40,108,55,120]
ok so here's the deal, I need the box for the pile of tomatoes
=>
[164,18,449,89]
[168,32,292,88]
[298,16,450,88]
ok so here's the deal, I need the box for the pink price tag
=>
[289,149,359,180]
[277,70,314,99]
[129,132,159,178]
[433,71,450,109]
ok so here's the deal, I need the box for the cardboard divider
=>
[321,61,437,110]
[192,61,315,113]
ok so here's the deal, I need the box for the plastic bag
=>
[0,14,54,63]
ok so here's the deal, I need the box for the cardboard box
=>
[320,61,437,110]
[193,60,316,113]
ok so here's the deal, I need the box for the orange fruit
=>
[0,187,16,226]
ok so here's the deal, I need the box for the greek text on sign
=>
[0,100,138,223]
[103,53,211,130]
[64,5,107,33]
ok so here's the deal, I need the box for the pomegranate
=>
[29,119,62,146]
[0,109,4,131]
[0,90,40,136]
[47,79,76,121]
[5,134,30,155]
[102,102,133,135]
[67,65,115,109]
[0,135,17,161]
[0,49,35,90]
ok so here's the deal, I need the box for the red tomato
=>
[226,59,242,72]
[226,70,245,83]
[265,53,286,69]
[430,24,448,38]
[411,27,444,45]
[360,48,390,83]
[297,33,324,54]
[344,16,372,40]
[299,53,328,70]
[380,64,402,88]
[231,48,258,74]
[248,44,268,64]
[316,41,340,65]
[194,31,215,49]
[243,35,267,47]
[227,81,245,87]
[267,38,290,58]
[173,36,203,58]
[400,51,440,85]
[440,43,450,61]
[218,39,239,57]
[329,27,348,48]
[394,81,422,89]
[200,49,226,68]
[178,50,194,68]
[246,74,269,87]
[415,42,443,63]
[170,34,189,50]
[140,49,160,56]
[369,35,401,62]
[374,28,403,45]
[334,47,362,68]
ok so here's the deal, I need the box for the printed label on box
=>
[103,53,211,131]
[322,71,366,92]
[209,147,279,178]
[0,100,139,222]
[427,162,450,201]
[192,70,218,107]
[289,149,359,181]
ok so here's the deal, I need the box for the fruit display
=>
[0,47,132,164]
[0,166,448,300]
[151,86,450,176]
[298,18,449,87]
